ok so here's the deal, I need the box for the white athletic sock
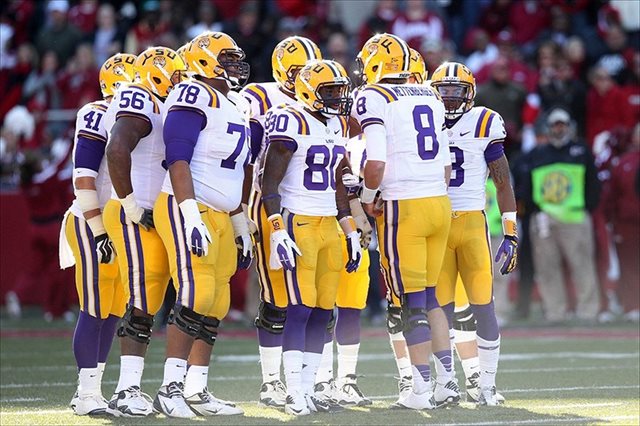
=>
[78,367,100,397]
[411,365,430,394]
[461,356,480,382]
[115,355,144,393]
[337,343,359,380]
[454,328,477,345]
[259,345,282,383]
[315,341,334,384]
[184,365,208,397]
[448,329,457,375]
[162,357,187,386]
[432,348,455,384]
[301,352,322,395]
[389,332,412,378]
[283,350,304,394]
[97,362,106,392]
[477,335,500,389]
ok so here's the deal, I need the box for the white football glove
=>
[179,199,212,257]
[231,211,253,269]
[345,231,363,273]
[342,171,361,194]
[268,214,301,271]
[119,193,154,230]
[349,198,373,248]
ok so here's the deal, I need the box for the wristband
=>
[339,216,357,234]
[76,189,100,213]
[360,184,378,204]
[502,211,517,236]
[267,214,285,232]
[86,215,106,236]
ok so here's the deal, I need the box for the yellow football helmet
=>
[99,53,135,98]
[430,61,476,118]
[295,59,352,116]
[357,33,411,85]
[408,48,426,84]
[134,46,186,98]
[185,31,249,88]
[177,42,190,65]
[272,36,322,94]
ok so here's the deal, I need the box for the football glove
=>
[345,231,362,273]
[349,198,373,248]
[94,233,115,264]
[495,212,518,275]
[119,193,154,231]
[342,168,361,195]
[231,211,253,270]
[268,214,301,271]
[179,199,212,257]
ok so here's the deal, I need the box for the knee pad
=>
[326,309,336,333]
[254,301,286,335]
[400,295,429,332]
[453,305,476,332]
[198,316,220,345]
[386,304,404,334]
[168,305,203,338]
[117,305,154,344]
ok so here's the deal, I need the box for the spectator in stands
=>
[603,123,640,323]
[595,24,635,85]
[0,43,36,122]
[563,36,588,81]
[508,0,550,57]
[90,3,126,66]
[475,56,527,155]
[536,5,572,49]
[186,2,222,40]
[56,44,100,111]
[35,0,82,66]
[0,106,34,188]
[357,0,397,48]
[326,32,352,74]
[124,0,170,54]
[622,51,640,125]
[22,50,61,121]
[68,0,99,35]
[465,28,499,74]
[525,109,601,324]
[224,2,270,82]
[391,0,446,51]
[478,0,511,40]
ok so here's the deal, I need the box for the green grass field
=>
[1,317,638,426]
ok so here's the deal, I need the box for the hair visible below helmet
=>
[134,46,186,98]
[99,53,135,98]
[272,36,322,94]
[185,31,249,88]
[408,48,426,84]
[430,62,476,119]
[295,59,352,116]
[358,33,411,85]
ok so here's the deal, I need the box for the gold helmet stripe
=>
[388,33,410,71]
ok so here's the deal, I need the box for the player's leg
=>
[251,193,287,407]
[461,211,502,406]
[313,313,335,400]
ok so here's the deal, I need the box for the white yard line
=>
[0,397,45,403]
[440,415,639,426]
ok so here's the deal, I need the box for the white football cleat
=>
[284,391,310,416]
[106,386,154,417]
[305,393,344,413]
[396,375,413,403]
[70,393,107,416]
[334,375,372,406]
[477,386,503,406]
[185,387,243,416]
[434,379,460,407]
[153,382,195,418]
[466,372,505,403]
[394,389,436,410]
[313,379,336,401]
[259,380,287,407]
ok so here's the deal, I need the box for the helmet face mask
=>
[431,62,476,119]
[295,60,352,117]
[436,84,468,116]
[316,82,353,116]
[218,48,250,87]
[186,32,249,88]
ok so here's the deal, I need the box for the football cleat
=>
[314,379,336,401]
[259,380,287,407]
[305,393,344,413]
[284,392,310,416]
[70,393,107,416]
[185,387,243,416]
[397,375,413,403]
[434,379,461,407]
[106,386,154,417]
[334,375,372,406]
[393,389,436,410]
[477,386,503,407]
[153,382,195,418]
[466,372,505,403]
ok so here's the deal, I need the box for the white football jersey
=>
[70,100,111,218]
[446,106,507,211]
[265,103,349,216]
[346,134,366,176]
[104,83,166,209]
[161,79,250,213]
[352,83,450,201]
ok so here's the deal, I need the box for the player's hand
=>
[120,193,154,230]
[342,170,361,195]
[363,201,383,218]
[179,199,212,257]
[494,235,518,275]
[94,233,115,264]
[231,211,254,270]
[269,229,301,271]
[349,198,373,248]
[345,231,362,273]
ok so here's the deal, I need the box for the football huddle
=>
[63,30,518,418]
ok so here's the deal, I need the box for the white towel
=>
[58,209,76,269]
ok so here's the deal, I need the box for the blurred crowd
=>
[0,0,638,325]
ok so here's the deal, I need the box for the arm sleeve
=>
[164,108,205,166]
[363,123,387,162]
[484,141,505,164]
[74,136,105,174]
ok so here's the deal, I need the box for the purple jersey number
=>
[83,110,103,131]
[221,123,249,169]
[118,90,145,110]
[412,105,439,160]
[303,145,346,190]
[449,146,465,187]
[177,84,200,104]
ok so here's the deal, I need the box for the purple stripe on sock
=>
[426,287,440,311]
[416,364,431,382]
[257,326,283,347]
[471,301,499,341]
[336,307,361,345]
[305,308,332,354]
[73,311,102,369]
[98,314,120,363]
[434,350,453,372]
[478,344,500,351]
[441,302,454,329]
[282,304,312,352]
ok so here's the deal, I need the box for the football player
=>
[64,53,135,416]
[239,35,322,408]
[261,59,361,416]
[353,34,457,410]
[152,31,250,417]
[103,46,186,417]
[431,61,517,406]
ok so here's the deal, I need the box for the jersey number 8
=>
[412,105,439,160]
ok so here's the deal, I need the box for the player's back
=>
[353,83,449,201]
[104,83,165,209]
[161,78,250,212]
